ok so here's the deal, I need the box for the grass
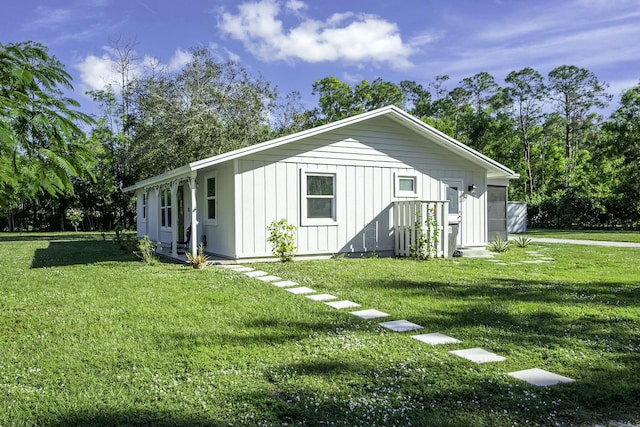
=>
[525,228,640,243]
[1,233,639,426]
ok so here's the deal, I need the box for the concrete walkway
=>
[529,237,640,248]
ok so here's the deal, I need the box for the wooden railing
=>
[393,200,449,258]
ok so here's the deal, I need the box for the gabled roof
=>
[124,105,518,192]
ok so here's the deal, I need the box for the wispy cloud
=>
[22,7,72,31]
[218,0,417,70]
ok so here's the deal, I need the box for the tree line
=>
[1,41,639,232]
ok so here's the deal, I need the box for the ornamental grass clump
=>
[511,235,533,248]
[186,243,209,268]
[489,235,510,252]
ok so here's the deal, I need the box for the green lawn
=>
[1,234,639,426]
[525,228,640,243]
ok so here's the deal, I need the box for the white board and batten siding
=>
[231,115,489,258]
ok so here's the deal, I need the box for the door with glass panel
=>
[442,179,463,246]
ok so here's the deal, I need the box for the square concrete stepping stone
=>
[256,275,281,282]
[244,270,268,277]
[285,287,315,295]
[325,300,361,309]
[412,332,462,346]
[350,309,389,320]
[508,368,575,386]
[379,320,424,332]
[272,280,298,288]
[229,266,254,272]
[450,348,506,364]
[306,293,337,301]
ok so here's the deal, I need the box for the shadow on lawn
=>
[49,410,227,427]
[31,240,134,268]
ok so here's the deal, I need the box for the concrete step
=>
[457,247,493,258]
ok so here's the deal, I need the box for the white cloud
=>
[75,47,193,93]
[218,0,415,69]
[166,49,192,71]
[76,52,122,93]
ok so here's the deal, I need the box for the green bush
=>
[267,219,297,262]
[135,235,158,265]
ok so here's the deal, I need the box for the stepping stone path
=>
[412,332,461,346]
[285,286,315,295]
[350,309,389,320]
[379,320,423,332]
[306,293,337,301]
[450,348,506,364]
[244,270,268,277]
[229,266,254,272]
[325,300,361,309]
[508,368,575,386]
[256,275,281,282]
[272,280,298,288]
[217,264,575,387]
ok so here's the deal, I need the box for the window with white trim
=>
[142,192,147,221]
[206,174,217,224]
[160,189,172,229]
[395,173,418,198]
[301,171,336,225]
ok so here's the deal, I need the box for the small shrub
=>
[267,219,297,262]
[135,235,158,265]
[511,235,532,248]
[186,243,209,268]
[489,236,510,253]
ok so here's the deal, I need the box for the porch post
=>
[154,186,161,245]
[170,180,179,258]
[188,174,198,259]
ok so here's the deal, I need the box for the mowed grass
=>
[525,228,640,243]
[1,234,639,426]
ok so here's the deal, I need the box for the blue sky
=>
[3,0,640,116]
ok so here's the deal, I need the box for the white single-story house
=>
[124,106,519,260]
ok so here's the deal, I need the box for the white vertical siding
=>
[226,115,491,258]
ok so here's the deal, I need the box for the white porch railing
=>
[393,200,449,258]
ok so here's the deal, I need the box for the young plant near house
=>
[267,219,297,262]
[135,235,158,265]
[410,208,440,260]
[186,243,209,268]
[511,235,533,248]
[489,236,510,252]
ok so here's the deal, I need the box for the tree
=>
[127,47,277,179]
[547,65,612,185]
[0,41,96,210]
[604,84,640,225]
[504,67,547,198]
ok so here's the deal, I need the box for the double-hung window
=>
[206,174,217,225]
[301,171,337,225]
[160,189,172,229]
[142,192,147,221]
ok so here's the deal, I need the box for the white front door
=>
[442,179,463,246]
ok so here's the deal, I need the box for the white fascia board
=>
[122,165,193,192]
[385,109,519,180]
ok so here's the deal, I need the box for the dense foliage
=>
[1,40,638,231]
